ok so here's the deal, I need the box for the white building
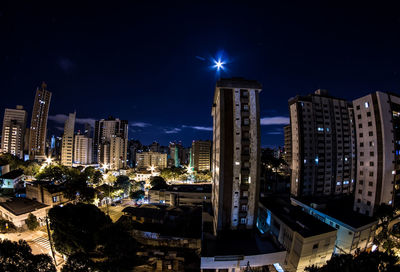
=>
[74,133,93,165]
[61,112,76,167]
[136,151,167,169]
[211,78,262,234]
[1,106,27,159]
[352,92,400,216]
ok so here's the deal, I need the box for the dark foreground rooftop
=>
[0,197,48,216]
[202,229,281,257]
[260,197,336,238]
[292,196,378,229]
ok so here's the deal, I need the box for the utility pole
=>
[45,216,57,267]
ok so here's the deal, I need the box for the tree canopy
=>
[25,213,39,231]
[305,250,400,272]
[0,239,56,272]
[150,176,168,190]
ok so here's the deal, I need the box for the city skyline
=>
[1,2,400,147]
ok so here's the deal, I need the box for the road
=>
[100,199,133,222]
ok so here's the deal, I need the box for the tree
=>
[36,164,67,182]
[0,218,16,232]
[115,175,131,196]
[305,250,400,272]
[91,170,103,185]
[64,174,95,203]
[194,170,212,182]
[130,190,144,201]
[25,213,39,231]
[0,239,56,272]
[48,203,112,256]
[61,253,97,272]
[160,167,185,181]
[150,176,167,190]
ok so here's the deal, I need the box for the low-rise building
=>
[26,181,69,207]
[134,170,159,182]
[0,198,49,228]
[258,198,337,271]
[291,197,378,254]
[149,184,211,206]
[0,169,24,190]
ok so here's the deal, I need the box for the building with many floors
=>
[61,112,76,166]
[192,140,211,171]
[136,151,167,170]
[289,90,356,198]
[1,106,27,159]
[28,82,52,160]
[73,133,93,165]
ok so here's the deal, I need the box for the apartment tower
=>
[29,82,52,160]
[61,112,76,166]
[1,106,27,159]
[192,140,211,171]
[289,90,356,197]
[353,92,400,216]
[211,77,262,235]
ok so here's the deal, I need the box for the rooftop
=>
[0,197,48,216]
[202,229,281,257]
[260,197,336,238]
[150,183,211,193]
[292,196,378,229]
[1,169,24,180]
[120,205,202,238]
[216,77,262,89]
[26,180,66,194]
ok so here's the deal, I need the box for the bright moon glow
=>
[214,59,224,70]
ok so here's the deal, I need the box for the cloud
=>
[131,122,151,128]
[49,114,96,127]
[55,126,64,131]
[182,125,212,131]
[195,56,206,61]
[260,116,290,125]
[266,131,283,135]
[164,128,181,134]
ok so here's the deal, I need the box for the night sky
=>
[1,2,400,148]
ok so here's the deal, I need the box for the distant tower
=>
[211,78,262,235]
[29,82,52,160]
[61,112,76,166]
[1,105,27,159]
[174,145,180,167]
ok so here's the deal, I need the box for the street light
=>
[45,157,52,165]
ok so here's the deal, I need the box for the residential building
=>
[257,198,337,272]
[0,169,24,190]
[289,90,356,198]
[1,106,27,159]
[0,163,10,176]
[169,142,183,167]
[211,77,262,234]
[283,125,292,168]
[73,133,93,165]
[136,151,167,169]
[192,140,211,171]
[149,141,160,152]
[0,198,49,228]
[26,180,69,207]
[29,82,52,160]
[61,112,76,166]
[93,117,128,169]
[291,197,377,254]
[352,92,400,216]
[149,184,211,206]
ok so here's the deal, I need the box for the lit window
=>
[365,102,369,108]
[337,182,341,186]
[317,127,324,132]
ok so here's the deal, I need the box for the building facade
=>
[192,140,211,171]
[283,125,292,168]
[136,151,167,169]
[1,106,27,159]
[93,117,128,169]
[211,77,262,234]
[29,82,52,160]
[73,133,93,165]
[352,92,400,216]
[61,112,76,166]
[289,90,356,198]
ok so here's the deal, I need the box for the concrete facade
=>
[1,106,27,159]
[289,90,356,197]
[352,92,400,216]
[61,112,76,166]
[192,140,212,171]
[136,151,167,170]
[211,78,261,234]
[73,133,93,165]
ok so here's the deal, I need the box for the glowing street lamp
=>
[45,157,53,165]
[148,165,156,176]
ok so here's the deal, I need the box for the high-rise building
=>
[192,140,211,171]
[283,125,292,167]
[73,133,92,165]
[169,142,183,167]
[61,112,76,167]
[136,151,167,169]
[1,106,27,159]
[93,117,128,169]
[29,82,52,160]
[289,90,356,198]
[211,78,262,234]
[353,92,400,216]
[149,141,160,152]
